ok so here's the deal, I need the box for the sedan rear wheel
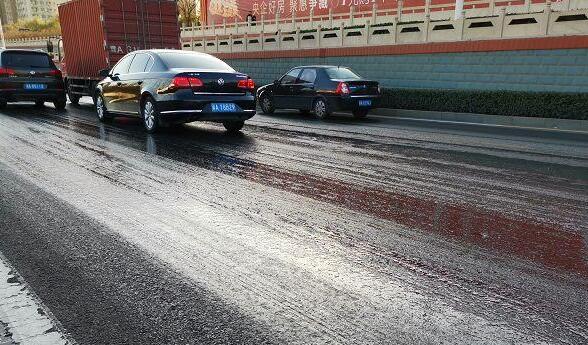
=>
[54,96,67,111]
[352,109,369,119]
[313,98,331,120]
[223,121,245,133]
[260,94,274,114]
[142,98,160,133]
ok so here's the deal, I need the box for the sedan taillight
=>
[336,82,350,95]
[170,76,203,90]
[238,78,255,90]
[0,67,15,77]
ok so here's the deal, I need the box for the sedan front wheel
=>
[142,98,160,133]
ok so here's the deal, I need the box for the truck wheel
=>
[66,81,80,105]
[95,94,112,123]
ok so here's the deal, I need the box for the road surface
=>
[0,101,587,344]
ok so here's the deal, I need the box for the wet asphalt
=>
[0,100,587,344]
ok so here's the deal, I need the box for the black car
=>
[95,50,256,133]
[0,49,66,110]
[256,66,380,119]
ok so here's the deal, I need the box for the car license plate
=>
[358,99,372,107]
[211,103,237,112]
[24,83,47,90]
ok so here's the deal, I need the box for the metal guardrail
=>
[181,1,588,53]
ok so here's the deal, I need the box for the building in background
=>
[0,0,19,24]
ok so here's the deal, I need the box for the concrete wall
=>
[226,48,588,93]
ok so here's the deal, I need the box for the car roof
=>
[0,48,49,55]
[130,49,214,57]
[293,65,351,69]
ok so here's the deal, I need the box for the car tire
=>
[35,101,45,107]
[352,109,369,119]
[54,97,67,111]
[313,98,331,120]
[223,120,245,133]
[260,94,275,114]
[95,93,113,123]
[142,97,160,133]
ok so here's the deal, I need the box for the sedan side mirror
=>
[273,79,280,85]
[99,68,111,78]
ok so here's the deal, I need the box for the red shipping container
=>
[58,0,180,80]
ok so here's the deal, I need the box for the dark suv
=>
[0,49,66,110]
[257,66,380,119]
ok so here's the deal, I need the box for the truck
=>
[57,0,180,105]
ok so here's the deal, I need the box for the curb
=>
[372,108,588,133]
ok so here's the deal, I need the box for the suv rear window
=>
[159,53,234,71]
[2,51,52,68]
[325,67,361,80]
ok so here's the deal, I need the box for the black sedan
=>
[0,49,66,110]
[95,50,256,133]
[256,66,380,119]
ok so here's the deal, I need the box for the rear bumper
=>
[327,95,381,111]
[0,90,65,102]
[159,109,257,123]
[156,95,256,123]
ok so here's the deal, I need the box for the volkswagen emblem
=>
[217,78,224,86]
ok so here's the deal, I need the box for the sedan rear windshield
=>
[2,52,52,68]
[325,67,362,80]
[159,53,235,71]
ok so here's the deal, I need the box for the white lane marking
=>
[0,254,74,345]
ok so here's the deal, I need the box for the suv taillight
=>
[336,82,350,95]
[0,67,15,77]
[170,76,203,90]
[238,78,255,90]
[49,69,62,78]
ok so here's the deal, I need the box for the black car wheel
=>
[223,121,244,133]
[95,94,113,123]
[260,94,274,114]
[35,101,45,108]
[313,98,331,120]
[54,96,67,111]
[142,97,160,133]
[352,109,369,119]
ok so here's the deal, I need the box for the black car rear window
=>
[325,67,361,80]
[159,53,234,71]
[2,51,52,68]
